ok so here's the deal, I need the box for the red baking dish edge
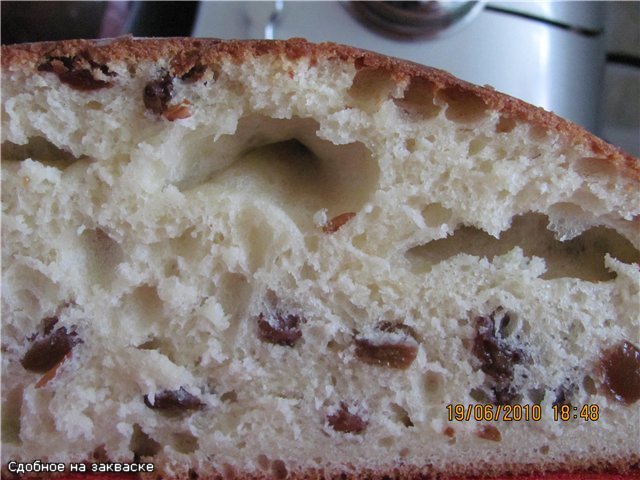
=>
[49,473,640,480]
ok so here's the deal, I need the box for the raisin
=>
[58,69,111,91]
[322,212,356,233]
[143,387,205,411]
[42,316,60,335]
[601,340,640,404]
[181,64,206,83]
[476,425,501,442]
[327,402,368,434]
[492,385,519,405]
[257,312,302,347]
[164,103,192,121]
[38,55,113,91]
[443,426,455,438]
[552,383,575,408]
[355,338,418,369]
[143,75,174,115]
[21,320,81,373]
[472,313,523,404]
[354,322,419,369]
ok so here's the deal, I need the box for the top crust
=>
[1,36,638,180]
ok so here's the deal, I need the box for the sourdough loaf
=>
[1,38,639,478]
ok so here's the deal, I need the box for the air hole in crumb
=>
[79,228,124,288]
[352,233,368,251]
[130,424,161,459]
[221,390,238,403]
[399,447,410,458]
[540,445,550,455]
[527,387,546,404]
[470,388,491,403]
[378,437,395,448]
[1,387,23,444]
[395,77,440,118]
[313,457,323,465]
[137,338,161,350]
[183,116,378,232]
[257,454,270,470]
[406,213,639,281]
[583,375,597,396]
[468,137,487,156]
[2,137,84,169]
[390,403,414,427]
[86,100,104,110]
[301,263,317,281]
[405,138,417,153]
[188,468,199,480]
[478,160,493,174]
[573,157,619,178]
[421,203,453,228]
[529,124,549,140]
[437,87,488,123]
[495,116,516,133]
[271,459,288,480]
[349,68,395,113]
[172,432,199,454]
[423,371,444,399]
[217,272,250,319]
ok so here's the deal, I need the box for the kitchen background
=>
[2,1,638,157]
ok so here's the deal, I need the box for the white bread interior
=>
[1,39,639,478]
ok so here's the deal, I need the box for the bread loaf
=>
[1,38,639,478]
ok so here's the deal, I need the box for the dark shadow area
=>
[1,1,199,45]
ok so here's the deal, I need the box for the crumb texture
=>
[1,39,639,478]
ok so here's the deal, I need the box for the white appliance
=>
[193,1,606,135]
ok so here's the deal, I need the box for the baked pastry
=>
[1,38,639,478]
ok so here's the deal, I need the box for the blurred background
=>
[2,1,638,156]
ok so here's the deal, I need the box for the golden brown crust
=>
[2,36,638,182]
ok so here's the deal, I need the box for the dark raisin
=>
[473,314,522,382]
[37,56,113,91]
[42,316,59,335]
[181,65,206,83]
[472,313,524,404]
[257,312,302,347]
[37,56,75,73]
[552,383,575,408]
[143,76,174,115]
[354,322,419,369]
[355,338,418,369]
[58,69,111,91]
[327,402,368,434]
[143,387,205,411]
[21,323,81,373]
[601,340,640,404]
[88,59,117,77]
